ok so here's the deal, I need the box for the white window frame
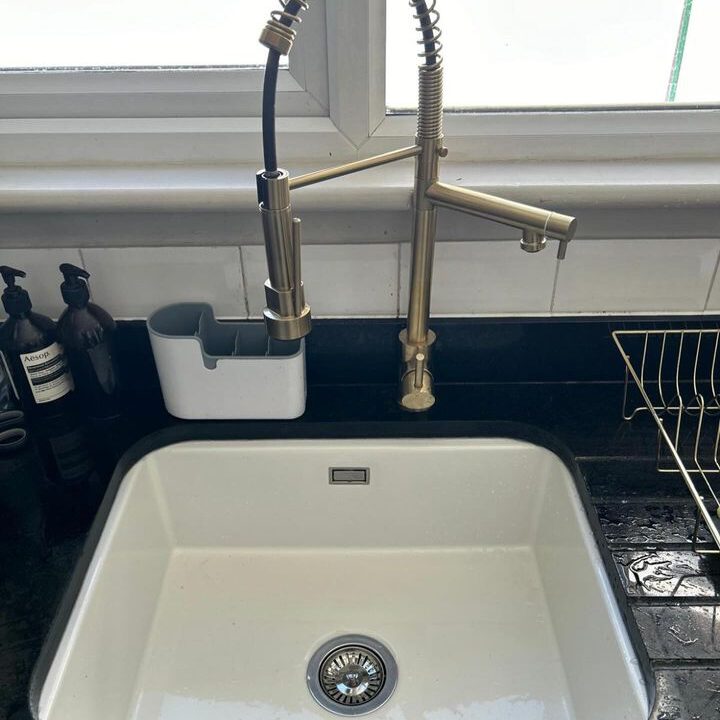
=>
[0,0,335,165]
[0,0,719,214]
[332,1,720,162]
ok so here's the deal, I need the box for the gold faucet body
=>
[258,3,576,411]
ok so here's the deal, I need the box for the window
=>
[387,0,718,110]
[1,1,279,69]
[0,1,717,175]
[0,0,328,123]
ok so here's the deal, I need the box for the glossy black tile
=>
[580,459,691,500]
[633,605,720,662]
[597,503,712,546]
[614,550,720,599]
[652,669,720,720]
[0,536,83,716]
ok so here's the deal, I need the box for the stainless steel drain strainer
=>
[307,635,397,716]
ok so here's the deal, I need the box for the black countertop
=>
[1,318,719,720]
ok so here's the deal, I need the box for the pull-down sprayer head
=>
[257,1,312,342]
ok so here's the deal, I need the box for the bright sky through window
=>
[0,0,282,68]
[386,0,718,109]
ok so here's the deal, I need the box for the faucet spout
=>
[425,182,577,244]
[398,0,575,410]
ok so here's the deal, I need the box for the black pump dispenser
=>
[0,266,75,416]
[57,265,121,418]
[1,266,32,316]
[59,263,91,308]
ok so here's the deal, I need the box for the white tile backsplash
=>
[400,241,557,315]
[553,238,720,313]
[82,246,245,319]
[5,238,720,321]
[243,243,400,317]
[703,265,720,312]
[0,247,82,318]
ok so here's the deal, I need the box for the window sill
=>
[1,158,719,248]
[1,158,718,213]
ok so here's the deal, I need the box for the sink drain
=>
[307,635,397,716]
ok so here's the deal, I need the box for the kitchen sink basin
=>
[35,438,648,719]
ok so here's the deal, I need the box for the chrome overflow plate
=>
[307,635,397,716]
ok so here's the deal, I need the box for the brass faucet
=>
[257,0,576,411]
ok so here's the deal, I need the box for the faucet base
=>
[263,305,312,341]
[398,329,436,411]
[399,372,435,411]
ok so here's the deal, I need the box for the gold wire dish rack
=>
[613,328,720,554]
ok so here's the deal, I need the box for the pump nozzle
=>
[59,263,91,308]
[0,266,27,288]
[59,263,89,282]
[0,266,31,316]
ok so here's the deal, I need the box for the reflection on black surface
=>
[0,321,170,717]
[0,407,139,717]
[0,444,45,552]
[0,437,57,718]
[35,412,107,542]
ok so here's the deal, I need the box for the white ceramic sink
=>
[36,438,648,720]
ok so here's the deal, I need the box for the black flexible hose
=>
[414,1,438,66]
[262,49,282,176]
[262,1,437,175]
[261,0,307,176]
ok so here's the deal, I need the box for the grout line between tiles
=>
[395,242,402,318]
[651,659,720,670]
[607,543,708,552]
[77,247,94,302]
[591,497,696,506]
[238,246,250,319]
[702,244,720,311]
[627,596,720,607]
[576,454,658,462]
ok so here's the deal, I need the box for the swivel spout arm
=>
[425,182,577,259]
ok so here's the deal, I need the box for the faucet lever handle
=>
[414,352,426,389]
[556,237,570,260]
[292,217,303,314]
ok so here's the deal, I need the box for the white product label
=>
[20,342,74,404]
